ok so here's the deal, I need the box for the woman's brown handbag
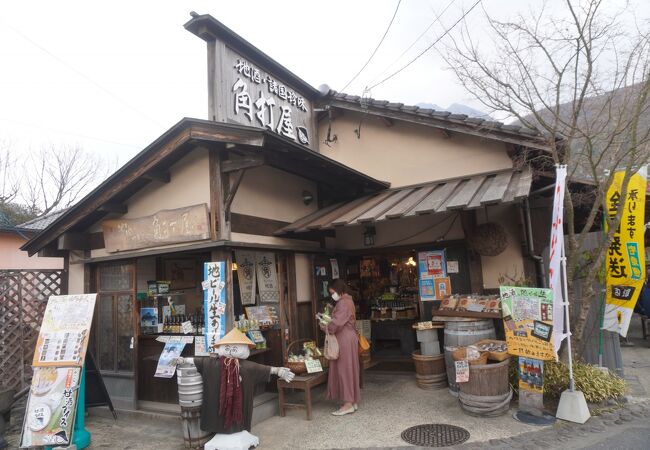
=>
[324,332,339,360]
[358,334,370,353]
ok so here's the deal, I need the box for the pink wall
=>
[0,232,64,270]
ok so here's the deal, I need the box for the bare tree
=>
[444,0,650,354]
[22,144,108,216]
[0,140,19,206]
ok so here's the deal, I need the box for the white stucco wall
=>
[318,112,513,187]
[231,165,319,222]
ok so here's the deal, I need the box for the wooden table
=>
[277,370,328,420]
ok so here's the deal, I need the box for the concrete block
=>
[421,341,441,356]
[416,329,438,343]
[556,390,591,424]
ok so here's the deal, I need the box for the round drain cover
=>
[401,424,470,447]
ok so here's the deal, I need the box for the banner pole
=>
[560,242,575,390]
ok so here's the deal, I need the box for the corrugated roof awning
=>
[276,168,533,235]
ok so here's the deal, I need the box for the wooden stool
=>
[277,370,328,420]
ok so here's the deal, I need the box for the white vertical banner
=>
[548,165,568,355]
[255,252,279,303]
[235,250,257,305]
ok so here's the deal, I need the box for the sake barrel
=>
[443,320,496,348]
[444,320,495,397]
[444,346,459,396]
[412,351,447,390]
[177,364,203,408]
[180,407,211,449]
[458,358,512,417]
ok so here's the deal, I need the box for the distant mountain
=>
[416,102,491,119]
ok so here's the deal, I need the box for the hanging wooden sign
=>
[102,203,210,252]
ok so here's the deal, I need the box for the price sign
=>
[305,359,323,373]
[455,360,469,383]
[182,321,194,335]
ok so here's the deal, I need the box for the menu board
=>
[500,286,555,360]
[245,305,278,325]
[33,294,97,367]
[21,367,81,448]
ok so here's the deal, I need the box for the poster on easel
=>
[32,294,97,367]
[203,261,227,353]
[21,367,81,448]
[235,250,257,305]
[255,252,279,303]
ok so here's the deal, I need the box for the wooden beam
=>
[98,203,127,214]
[142,170,170,183]
[57,232,105,251]
[231,213,290,236]
[286,253,299,341]
[221,156,264,173]
[224,169,245,216]
[38,247,67,258]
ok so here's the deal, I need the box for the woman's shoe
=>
[353,403,358,411]
[331,407,355,416]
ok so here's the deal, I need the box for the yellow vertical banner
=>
[604,166,647,336]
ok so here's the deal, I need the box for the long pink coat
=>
[326,293,361,404]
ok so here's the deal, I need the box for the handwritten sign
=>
[455,360,469,383]
[102,204,210,253]
[182,321,194,335]
[204,261,227,353]
[500,286,555,361]
[305,359,323,374]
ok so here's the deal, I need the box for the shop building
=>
[22,13,555,413]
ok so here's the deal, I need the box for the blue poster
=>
[418,250,446,301]
[204,261,227,354]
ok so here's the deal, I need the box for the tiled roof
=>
[324,91,548,148]
[18,208,69,231]
[277,168,532,234]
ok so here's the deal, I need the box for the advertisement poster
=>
[455,360,469,383]
[235,250,257,305]
[33,294,97,367]
[255,252,280,303]
[21,367,81,448]
[418,251,446,301]
[604,166,647,336]
[140,307,158,327]
[330,258,340,279]
[500,286,555,360]
[434,277,452,299]
[154,342,186,378]
[204,261,227,353]
[518,357,544,394]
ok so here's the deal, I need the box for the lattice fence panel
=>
[0,270,63,390]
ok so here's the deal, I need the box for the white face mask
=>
[331,292,341,302]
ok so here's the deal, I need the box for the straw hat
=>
[212,327,255,348]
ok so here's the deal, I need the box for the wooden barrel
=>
[444,346,459,396]
[444,320,496,348]
[412,351,447,390]
[180,407,211,449]
[458,358,512,417]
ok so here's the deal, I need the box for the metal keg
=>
[177,364,203,408]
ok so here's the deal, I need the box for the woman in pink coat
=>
[321,279,360,416]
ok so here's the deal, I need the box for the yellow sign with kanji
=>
[604,167,646,336]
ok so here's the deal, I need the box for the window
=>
[95,263,135,374]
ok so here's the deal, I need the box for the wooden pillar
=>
[309,254,321,346]
[286,253,299,341]
[211,248,234,331]
[208,147,231,241]
[277,253,289,360]
[460,210,484,294]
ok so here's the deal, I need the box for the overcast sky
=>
[1,0,648,169]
